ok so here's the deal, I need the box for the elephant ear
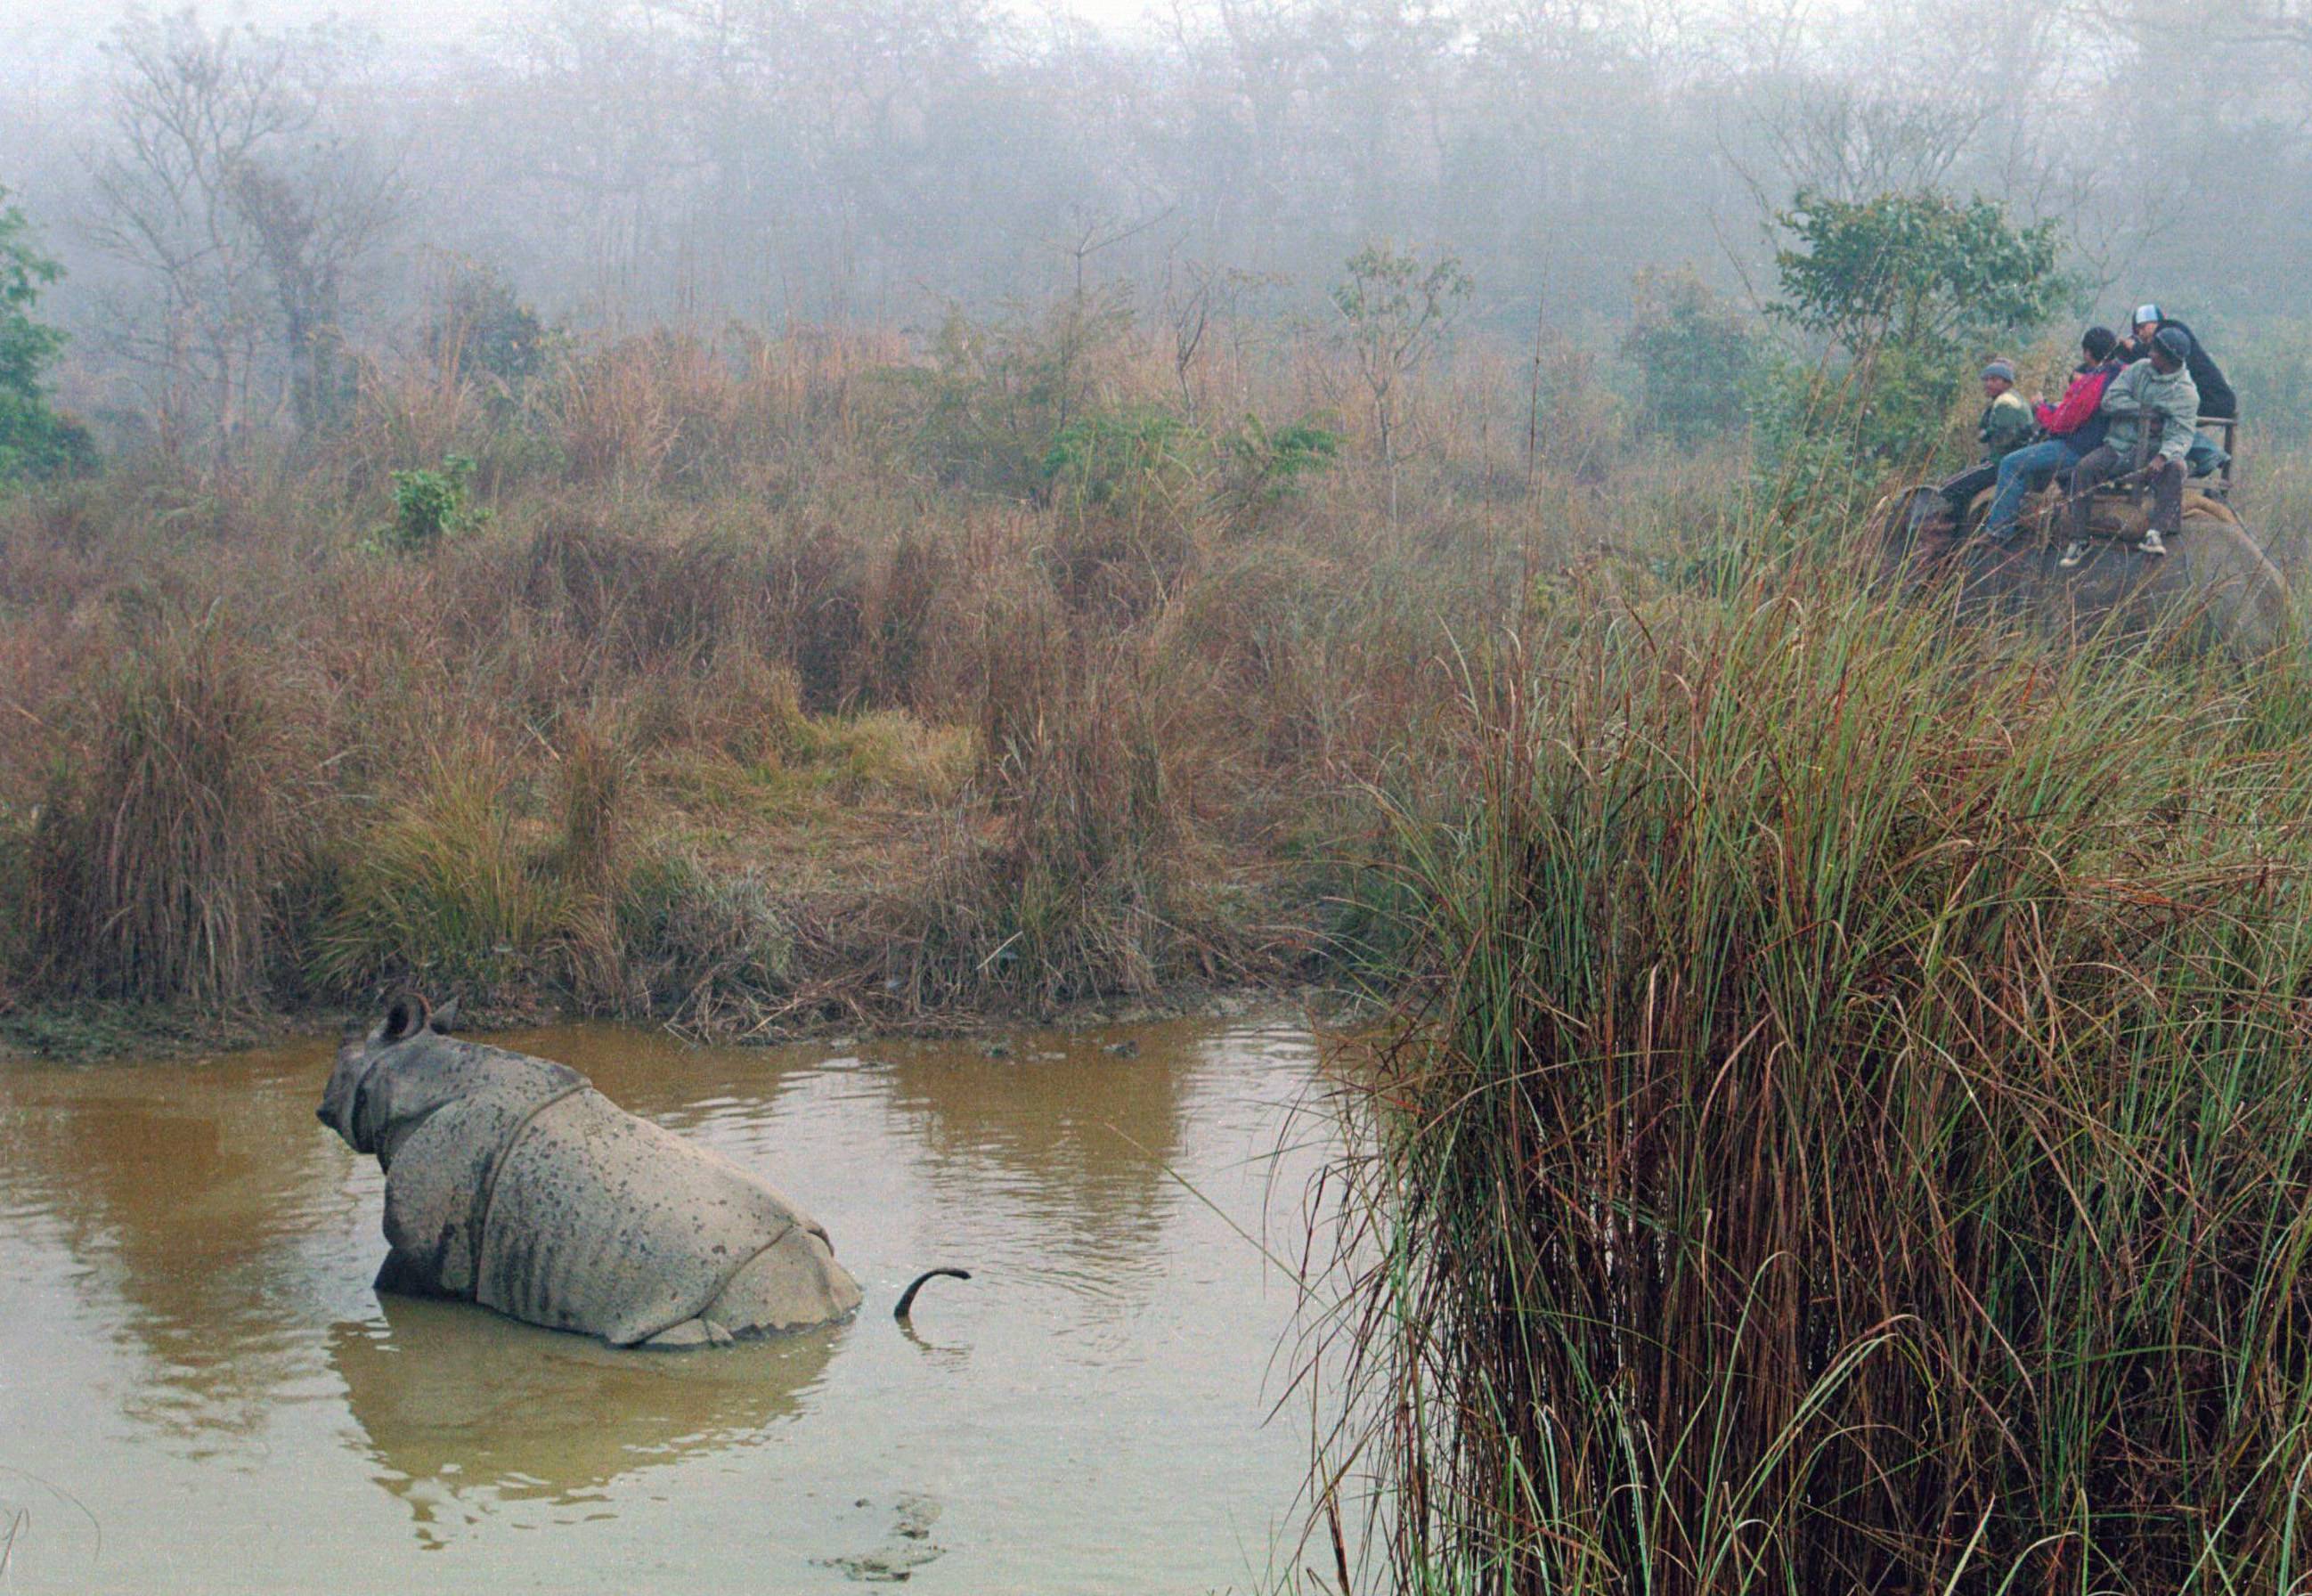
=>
[381,992,431,1044]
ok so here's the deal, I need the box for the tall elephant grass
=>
[3,303,2302,1043]
[1323,563,2312,1594]
[23,615,305,1006]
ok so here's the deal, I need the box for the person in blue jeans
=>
[1982,326,2124,544]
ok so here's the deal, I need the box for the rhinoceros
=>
[319,994,864,1348]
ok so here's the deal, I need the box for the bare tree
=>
[229,132,400,436]
[84,11,400,448]
[4,0,2304,395]
[1751,77,1990,203]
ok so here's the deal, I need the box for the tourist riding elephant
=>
[318,994,863,1347]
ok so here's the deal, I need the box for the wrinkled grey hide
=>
[1871,486,2292,658]
[320,998,861,1347]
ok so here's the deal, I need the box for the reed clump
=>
[308,755,574,1006]
[860,590,1255,1016]
[1327,561,2312,1595]
[23,615,303,1007]
[612,851,795,1037]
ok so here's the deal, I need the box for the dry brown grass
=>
[23,613,305,1006]
[0,303,1922,1035]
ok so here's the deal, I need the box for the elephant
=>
[1868,482,2292,658]
[318,993,863,1348]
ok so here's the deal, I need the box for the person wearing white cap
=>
[2117,304,2235,420]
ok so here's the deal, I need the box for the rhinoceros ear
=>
[381,992,431,1044]
[429,997,460,1034]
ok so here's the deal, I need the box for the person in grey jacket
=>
[2062,326,2200,561]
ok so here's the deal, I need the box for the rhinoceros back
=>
[375,1041,584,1296]
[474,1087,831,1347]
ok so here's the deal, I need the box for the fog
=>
[4,0,2308,434]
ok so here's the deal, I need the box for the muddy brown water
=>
[0,1019,1339,1594]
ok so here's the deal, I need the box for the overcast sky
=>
[0,0,1156,88]
[0,1,574,86]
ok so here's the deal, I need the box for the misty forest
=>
[8,0,2312,1592]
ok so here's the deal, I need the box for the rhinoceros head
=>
[318,993,459,1153]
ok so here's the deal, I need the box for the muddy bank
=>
[0,974,1371,1063]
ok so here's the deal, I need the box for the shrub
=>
[1622,265,1759,445]
[371,454,491,553]
[894,295,1132,496]
[1042,405,1209,524]
[1221,415,1340,519]
[427,263,553,392]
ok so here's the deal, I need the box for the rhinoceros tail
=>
[894,1267,971,1322]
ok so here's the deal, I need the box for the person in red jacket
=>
[1981,326,2123,543]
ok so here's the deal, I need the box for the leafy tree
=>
[1771,188,2073,460]
[0,190,91,483]
[1773,188,2072,356]
[1622,266,1760,446]
[1329,240,1471,518]
[427,265,553,391]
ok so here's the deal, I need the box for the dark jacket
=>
[2118,319,2236,419]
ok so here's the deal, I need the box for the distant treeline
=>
[2,0,2308,449]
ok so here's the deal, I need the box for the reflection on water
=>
[0,1018,1328,1594]
[330,1298,839,1543]
[0,1051,369,1457]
